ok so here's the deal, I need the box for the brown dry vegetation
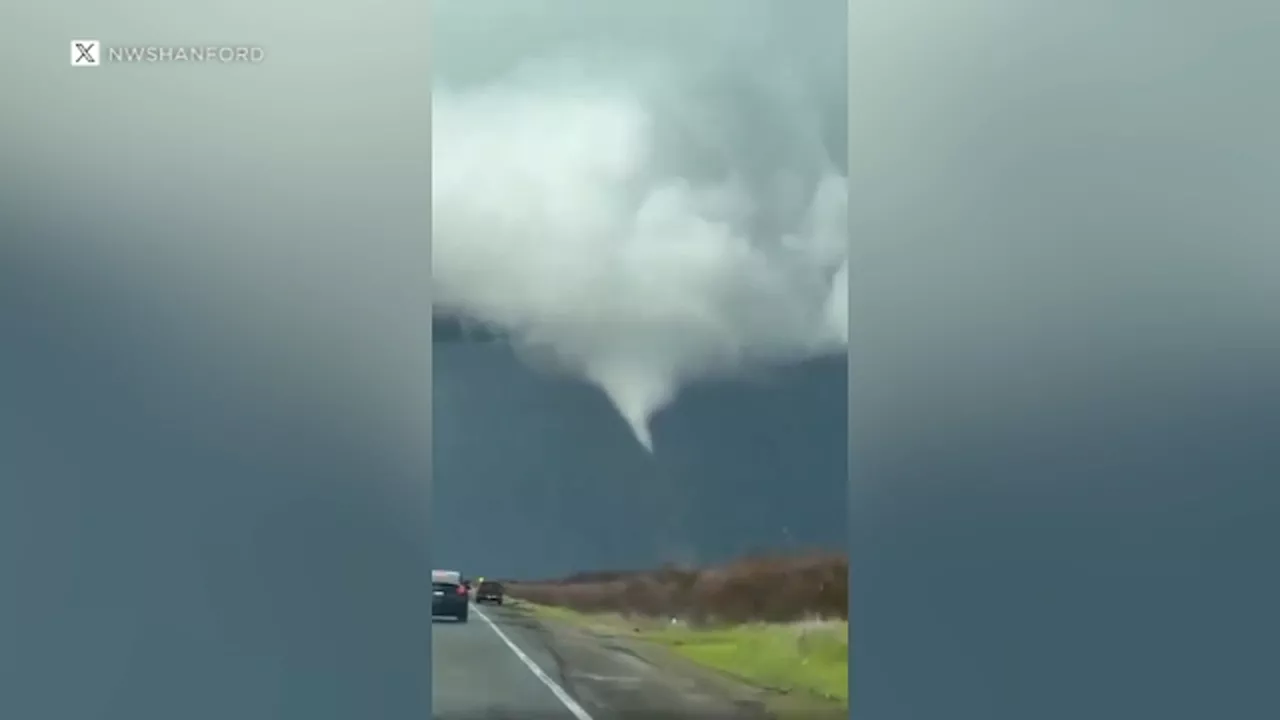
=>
[504,551,847,625]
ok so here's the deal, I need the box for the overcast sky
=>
[431,0,849,577]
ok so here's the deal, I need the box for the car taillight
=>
[456,585,467,595]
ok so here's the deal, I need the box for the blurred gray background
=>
[2,3,433,719]
[849,2,1279,719]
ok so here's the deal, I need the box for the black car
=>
[474,580,505,606]
[432,571,469,622]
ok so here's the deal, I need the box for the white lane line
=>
[473,604,596,720]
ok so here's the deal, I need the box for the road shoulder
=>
[503,602,847,720]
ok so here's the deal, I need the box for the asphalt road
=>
[432,603,787,720]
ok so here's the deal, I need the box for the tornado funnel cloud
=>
[431,16,847,448]
[587,361,677,453]
[624,412,655,454]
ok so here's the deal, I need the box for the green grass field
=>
[509,599,848,705]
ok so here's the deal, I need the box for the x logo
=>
[70,40,100,67]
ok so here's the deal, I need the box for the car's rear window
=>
[433,582,458,591]
[478,582,503,593]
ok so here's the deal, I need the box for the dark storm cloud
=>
[433,314,505,344]
[432,343,847,579]
[849,2,1280,719]
[2,3,432,719]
